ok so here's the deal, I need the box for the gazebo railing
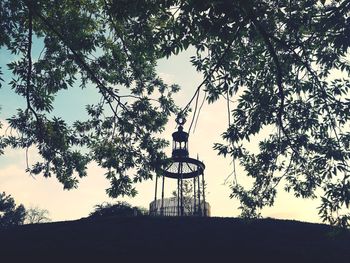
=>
[149,198,210,217]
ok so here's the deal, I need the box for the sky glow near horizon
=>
[0,46,323,223]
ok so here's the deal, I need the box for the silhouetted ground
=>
[1,216,349,262]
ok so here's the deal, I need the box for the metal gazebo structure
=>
[150,116,210,216]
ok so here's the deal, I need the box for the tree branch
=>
[181,26,242,129]
[245,11,300,158]
[266,32,349,180]
[25,4,39,122]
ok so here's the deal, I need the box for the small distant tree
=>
[172,180,208,215]
[25,207,51,224]
[0,192,26,228]
[88,201,147,218]
[172,180,195,214]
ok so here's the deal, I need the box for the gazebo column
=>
[153,175,158,216]
[193,176,196,215]
[161,175,165,216]
[202,171,206,217]
[177,177,180,216]
[197,172,201,215]
[180,163,184,216]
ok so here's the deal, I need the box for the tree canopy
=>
[0,0,349,226]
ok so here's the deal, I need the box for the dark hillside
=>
[1,217,349,262]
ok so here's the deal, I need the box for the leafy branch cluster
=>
[1,0,179,197]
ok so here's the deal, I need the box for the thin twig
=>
[188,86,200,134]
[271,152,294,190]
[226,83,231,127]
[193,92,207,133]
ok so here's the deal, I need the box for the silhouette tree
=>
[0,192,26,228]
[25,207,51,224]
[0,0,349,226]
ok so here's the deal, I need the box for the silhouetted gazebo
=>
[150,116,208,216]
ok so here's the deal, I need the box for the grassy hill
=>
[1,216,349,262]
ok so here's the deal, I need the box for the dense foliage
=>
[0,0,349,226]
[0,0,179,197]
[0,192,26,228]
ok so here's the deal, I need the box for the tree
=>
[25,207,51,224]
[171,180,209,215]
[0,0,349,227]
[172,180,195,214]
[0,192,26,228]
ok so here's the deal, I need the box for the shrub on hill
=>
[88,201,148,219]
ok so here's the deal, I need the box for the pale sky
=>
[0,46,322,223]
